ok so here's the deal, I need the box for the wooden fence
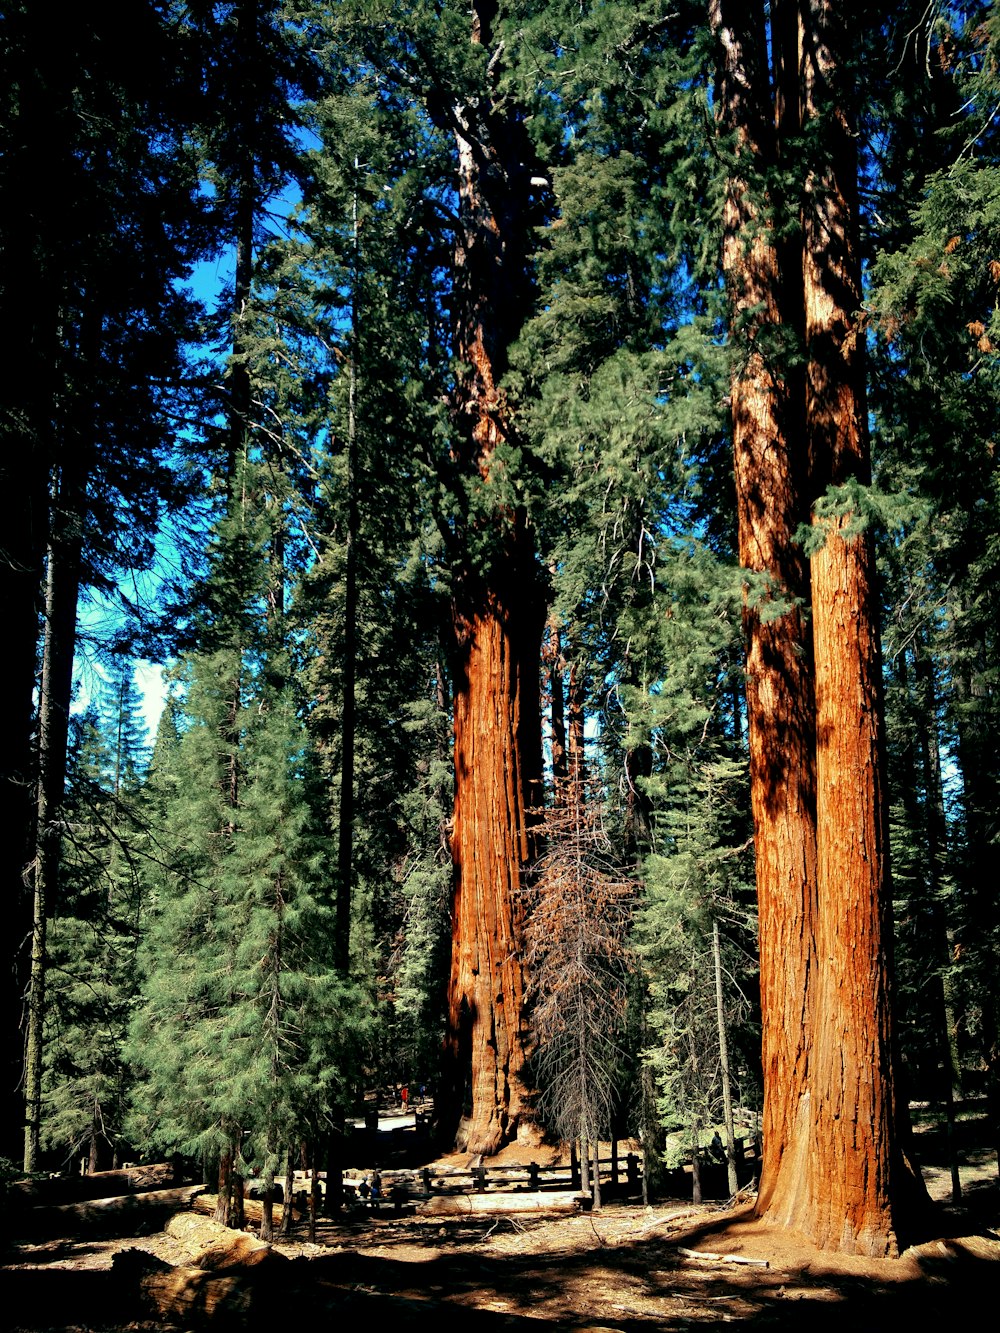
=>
[276,1136,759,1209]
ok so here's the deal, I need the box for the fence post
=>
[627,1153,640,1190]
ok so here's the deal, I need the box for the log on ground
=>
[9,1161,176,1207]
[164,1212,288,1271]
[416,1190,585,1217]
[17,1184,206,1240]
[192,1192,299,1226]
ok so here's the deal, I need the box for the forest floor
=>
[3,1116,999,1332]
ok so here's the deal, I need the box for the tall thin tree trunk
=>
[546,618,568,788]
[278,1145,295,1237]
[2,27,57,1156]
[88,1105,100,1176]
[215,1139,234,1227]
[567,661,586,781]
[23,484,82,1172]
[335,170,361,975]
[713,920,739,1197]
[260,1133,275,1242]
[911,641,962,1202]
[232,1169,245,1231]
[690,1120,703,1206]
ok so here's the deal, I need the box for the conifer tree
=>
[867,5,1000,1174]
[322,0,554,1150]
[710,0,931,1253]
[1,0,205,1161]
[40,691,148,1173]
[525,775,636,1181]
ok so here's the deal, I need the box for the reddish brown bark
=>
[796,0,924,1254]
[567,661,586,783]
[712,0,818,1229]
[712,0,926,1255]
[545,619,568,787]
[442,3,545,1154]
[448,581,541,1152]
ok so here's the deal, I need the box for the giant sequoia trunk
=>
[795,0,923,1254]
[442,2,545,1154]
[712,0,925,1255]
[712,0,819,1228]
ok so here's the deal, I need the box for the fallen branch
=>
[678,1246,769,1268]
[638,1207,702,1232]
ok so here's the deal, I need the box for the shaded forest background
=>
[2,0,999,1249]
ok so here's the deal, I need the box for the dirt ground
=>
[4,1135,999,1331]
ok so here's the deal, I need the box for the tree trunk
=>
[88,1106,100,1176]
[277,1146,295,1237]
[22,1186,206,1240]
[0,15,57,1158]
[711,0,926,1255]
[711,0,819,1232]
[334,174,361,975]
[546,617,568,787]
[447,576,542,1152]
[231,1170,245,1231]
[308,1153,319,1243]
[798,0,924,1255]
[713,921,740,1197]
[417,1190,582,1217]
[900,638,962,1202]
[567,660,586,781]
[23,482,82,1172]
[690,1123,703,1206]
[442,1,545,1154]
[260,1188,274,1242]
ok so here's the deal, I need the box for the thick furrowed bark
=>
[798,0,925,1255]
[443,1,544,1154]
[713,0,926,1254]
[712,0,818,1227]
[448,591,539,1154]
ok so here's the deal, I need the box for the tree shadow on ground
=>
[3,1209,999,1332]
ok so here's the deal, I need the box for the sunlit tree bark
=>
[442,0,546,1154]
[711,0,926,1255]
[711,0,819,1230]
